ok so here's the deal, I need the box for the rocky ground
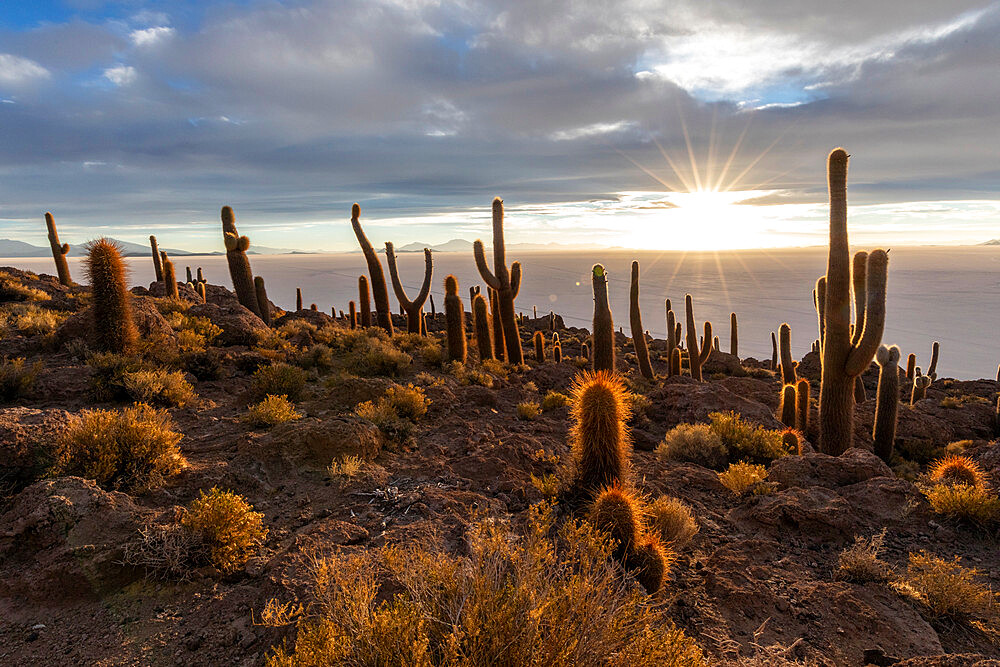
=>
[1,266,998,666]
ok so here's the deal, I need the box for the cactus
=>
[488,287,506,362]
[221,206,261,316]
[666,304,677,357]
[626,534,668,594]
[254,276,271,325]
[350,203,393,334]
[85,239,137,353]
[185,267,193,284]
[358,276,372,328]
[474,198,523,364]
[385,243,433,334]
[818,149,889,456]
[472,294,493,361]
[149,235,163,282]
[675,322,682,348]
[782,429,803,455]
[197,281,207,303]
[197,267,204,283]
[910,375,931,404]
[161,252,180,300]
[854,377,867,404]
[669,347,681,377]
[349,301,357,329]
[713,336,720,352]
[779,384,796,427]
[581,342,589,360]
[429,293,436,316]
[778,323,796,385]
[421,311,428,336]
[533,331,545,362]
[589,484,666,594]
[770,331,778,370]
[729,312,738,358]
[554,339,562,363]
[906,353,916,380]
[684,295,712,381]
[872,345,900,462]
[795,378,810,434]
[309,303,317,311]
[591,264,615,372]
[927,341,940,380]
[628,261,654,379]
[42,212,73,286]
[570,370,631,495]
[444,275,466,363]
[296,287,302,312]
[814,277,827,348]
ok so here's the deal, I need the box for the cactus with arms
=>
[45,212,72,286]
[385,243,433,334]
[473,198,523,363]
[221,206,261,316]
[350,204,393,334]
[684,295,712,381]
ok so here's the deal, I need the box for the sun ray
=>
[676,101,705,192]
[652,137,697,193]
[712,117,752,191]
[613,147,683,193]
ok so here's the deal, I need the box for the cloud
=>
[130,26,175,47]
[0,53,49,85]
[102,64,138,86]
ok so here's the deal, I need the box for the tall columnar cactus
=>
[684,295,712,381]
[730,312,738,358]
[928,341,940,380]
[666,304,677,357]
[444,275,466,363]
[675,322,682,348]
[488,287,506,362]
[906,353,916,380]
[149,235,163,282]
[429,294,436,316]
[818,149,889,456]
[296,288,303,312]
[161,252,180,300]
[385,243,433,334]
[186,267,193,284]
[44,212,72,286]
[814,277,827,348]
[197,267,204,283]
[779,384,796,427]
[349,301,357,329]
[350,203,393,334]
[553,335,562,363]
[770,332,778,370]
[591,264,615,372]
[795,378,810,434]
[254,276,271,326]
[221,206,261,316]
[581,341,590,361]
[472,294,494,361]
[474,198,523,364]
[358,276,372,328]
[911,376,931,404]
[85,239,137,353]
[629,261,654,379]
[570,370,631,495]
[873,345,900,462]
[713,335,720,352]
[197,282,207,303]
[669,347,681,377]
[533,331,545,362]
[779,323,796,385]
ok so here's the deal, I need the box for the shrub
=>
[252,363,307,401]
[717,462,771,496]
[541,390,570,411]
[327,455,365,479]
[1,304,66,336]
[262,503,705,666]
[180,487,268,574]
[296,344,335,372]
[122,369,196,407]
[247,395,302,427]
[708,411,787,463]
[331,329,412,377]
[657,423,728,470]
[166,312,222,351]
[646,496,699,549]
[523,381,538,393]
[0,357,42,401]
[899,550,996,620]
[183,349,225,381]
[517,401,541,420]
[835,529,892,583]
[356,399,414,442]
[480,358,509,379]
[626,392,652,420]
[0,275,49,302]
[530,473,560,498]
[384,384,429,420]
[923,483,1000,526]
[928,455,988,488]
[54,403,185,492]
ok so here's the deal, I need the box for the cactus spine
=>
[161,252,180,300]
[385,243,433,334]
[488,287,506,362]
[43,212,72,286]
[473,198,523,364]
[149,235,163,282]
[221,206,261,316]
[533,331,545,362]
[818,149,889,456]
[873,345,900,462]
[928,341,940,380]
[350,203,393,334]
[730,312,738,358]
[795,378,810,434]
[570,370,631,495]
[628,261,654,379]
[254,276,271,325]
[779,323,796,385]
[591,264,615,372]
[86,239,137,353]
[684,294,712,381]
[472,294,493,361]
[911,376,931,404]
[444,275,466,363]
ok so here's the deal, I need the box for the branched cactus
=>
[444,275,466,363]
[221,206,261,316]
[684,294,712,381]
[358,276,372,328]
[873,345,900,462]
[779,384,796,427]
[818,149,889,455]
[911,376,931,404]
[350,203,393,334]
[474,198,522,363]
[385,243,433,334]
[85,239,137,353]
[570,370,631,495]
[629,261,653,379]
[488,287,506,362]
[730,312,738,358]
[779,323,796,384]
[472,294,493,361]
[161,252,180,300]
[795,378,810,434]
[149,235,163,282]
[927,341,940,381]
[591,265,615,372]
[534,331,545,363]
[44,212,72,286]
[254,276,271,325]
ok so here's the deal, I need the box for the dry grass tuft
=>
[835,529,892,583]
[181,487,268,574]
[517,401,541,420]
[647,496,700,549]
[708,411,788,463]
[247,394,302,427]
[923,483,1000,526]
[896,550,997,621]
[658,423,728,470]
[0,357,43,401]
[252,363,308,401]
[717,462,771,496]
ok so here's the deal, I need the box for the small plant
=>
[480,358,509,379]
[384,384,429,420]
[122,369,196,407]
[928,455,988,488]
[344,335,412,377]
[709,411,787,463]
[247,395,302,427]
[517,401,541,420]
[181,487,267,574]
[646,496,699,549]
[530,473,560,498]
[1,304,66,336]
[327,455,365,479]
[923,483,1000,526]
[835,529,892,583]
[251,363,307,401]
[296,344,335,371]
[657,423,728,470]
[54,403,185,492]
[898,550,997,621]
[523,380,538,393]
[717,462,771,496]
[0,357,42,401]
[355,386,426,443]
[540,390,569,411]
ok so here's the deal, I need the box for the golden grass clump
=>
[897,550,997,621]
[0,303,67,336]
[262,503,705,666]
[327,455,365,479]
[384,384,429,420]
[923,483,1000,526]
[0,357,43,401]
[54,403,185,492]
[835,529,892,583]
[252,363,308,401]
[708,411,788,463]
[569,370,631,494]
[540,390,570,411]
[928,454,989,488]
[717,462,771,496]
[657,423,728,470]
[355,384,429,442]
[646,495,699,549]
[517,401,541,420]
[122,368,196,407]
[180,487,267,574]
[247,394,302,427]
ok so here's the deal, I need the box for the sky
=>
[0,0,998,252]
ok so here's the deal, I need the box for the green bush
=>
[708,411,788,463]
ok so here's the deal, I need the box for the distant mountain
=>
[982,239,1000,246]
[395,238,618,253]
[0,238,297,257]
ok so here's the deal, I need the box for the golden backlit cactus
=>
[488,287,506,362]
[386,242,433,334]
[351,203,393,334]
[221,206,261,316]
[795,378,810,434]
[778,384,796,427]
[358,275,372,328]
[85,238,138,353]
[149,235,163,282]
[42,212,73,286]
[570,370,632,495]
[629,261,653,379]
[589,483,643,558]
[591,264,615,372]
[684,294,712,381]
[296,287,303,311]
[929,455,988,488]
[928,341,940,381]
[472,294,494,361]
[533,330,545,362]
[254,276,271,325]
[161,251,180,300]
[474,198,523,363]
[730,312,738,358]
[626,533,670,594]
[911,375,931,404]
[444,274,466,363]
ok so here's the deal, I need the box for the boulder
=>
[56,294,174,345]
[187,301,267,347]
[768,448,892,490]
[260,416,383,468]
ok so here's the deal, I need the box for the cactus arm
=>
[510,261,521,299]
[851,251,867,347]
[350,203,393,334]
[815,276,826,347]
[699,321,713,366]
[412,248,434,307]
[491,197,507,283]
[845,249,888,376]
[928,341,940,379]
[384,242,413,310]
[684,294,699,371]
[473,239,502,291]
